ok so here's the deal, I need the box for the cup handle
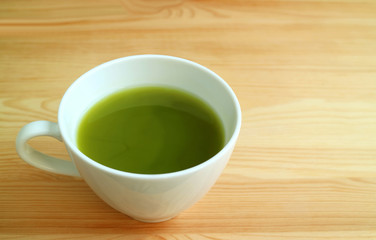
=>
[16,120,81,177]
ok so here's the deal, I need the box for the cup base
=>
[132,215,176,223]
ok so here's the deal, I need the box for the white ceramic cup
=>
[16,55,241,222]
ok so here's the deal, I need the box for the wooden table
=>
[1,0,376,239]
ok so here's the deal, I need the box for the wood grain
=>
[1,0,376,239]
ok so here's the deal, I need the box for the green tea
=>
[77,86,224,174]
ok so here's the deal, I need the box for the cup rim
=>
[59,54,241,180]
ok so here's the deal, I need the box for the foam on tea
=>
[77,86,224,174]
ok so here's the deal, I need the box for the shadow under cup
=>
[58,55,241,222]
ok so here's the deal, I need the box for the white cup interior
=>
[59,55,240,159]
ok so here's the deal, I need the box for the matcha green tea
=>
[77,86,224,174]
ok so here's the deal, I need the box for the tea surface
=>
[77,86,224,174]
